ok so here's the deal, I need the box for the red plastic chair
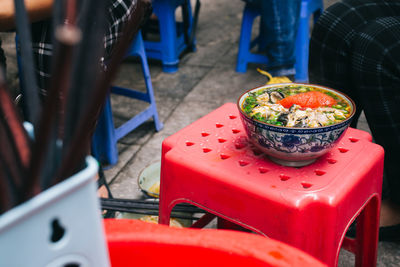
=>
[104,219,327,267]
[159,103,384,267]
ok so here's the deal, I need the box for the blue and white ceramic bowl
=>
[237,83,356,167]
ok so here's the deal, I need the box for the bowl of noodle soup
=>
[237,83,356,167]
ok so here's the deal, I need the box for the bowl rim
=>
[237,82,356,130]
[137,161,161,198]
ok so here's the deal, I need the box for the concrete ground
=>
[1,0,399,266]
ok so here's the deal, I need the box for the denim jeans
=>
[244,0,301,76]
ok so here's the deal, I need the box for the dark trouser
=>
[243,0,301,76]
[309,0,400,204]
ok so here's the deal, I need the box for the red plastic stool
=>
[159,103,384,267]
[104,219,327,267]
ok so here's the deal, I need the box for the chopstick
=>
[13,0,41,127]
[25,19,82,197]
[26,0,105,194]
[0,80,30,183]
[0,168,15,214]
[0,72,31,205]
[0,124,24,201]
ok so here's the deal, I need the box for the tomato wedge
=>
[278,91,337,109]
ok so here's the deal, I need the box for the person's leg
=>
[310,0,400,238]
[351,17,400,230]
[309,0,400,127]
[260,0,301,77]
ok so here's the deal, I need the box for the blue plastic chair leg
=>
[294,0,323,82]
[112,36,163,139]
[236,5,259,73]
[151,0,180,73]
[294,4,310,82]
[91,96,119,166]
[92,33,163,166]
[138,44,163,132]
[143,0,197,73]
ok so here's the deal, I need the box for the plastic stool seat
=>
[92,33,163,166]
[236,0,323,82]
[143,0,198,73]
[159,103,384,267]
[105,219,327,267]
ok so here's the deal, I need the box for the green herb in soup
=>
[241,85,351,128]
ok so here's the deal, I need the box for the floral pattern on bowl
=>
[241,115,350,166]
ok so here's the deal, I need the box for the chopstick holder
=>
[0,156,110,267]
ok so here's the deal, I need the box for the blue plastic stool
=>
[92,32,163,166]
[143,0,200,73]
[236,0,323,82]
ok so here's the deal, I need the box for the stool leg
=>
[159,161,173,225]
[136,36,164,132]
[295,0,323,82]
[158,198,172,226]
[152,0,179,73]
[91,96,118,165]
[217,218,251,232]
[236,5,257,73]
[355,195,380,267]
[294,1,310,82]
